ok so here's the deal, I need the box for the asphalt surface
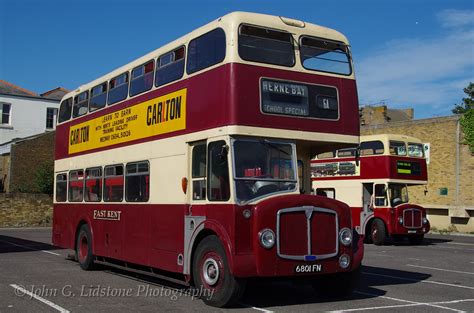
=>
[0,228,473,313]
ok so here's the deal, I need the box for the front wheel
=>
[192,235,245,307]
[76,224,96,270]
[371,219,386,246]
[408,234,424,245]
[312,266,361,297]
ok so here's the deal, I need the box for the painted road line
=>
[10,284,70,313]
[328,303,421,312]
[446,242,474,246]
[0,239,61,257]
[432,299,474,305]
[406,264,474,275]
[239,303,274,313]
[363,271,474,290]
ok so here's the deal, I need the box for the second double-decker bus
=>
[53,12,363,307]
[312,134,430,246]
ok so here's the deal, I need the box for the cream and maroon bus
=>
[53,12,363,307]
[312,134,430,246]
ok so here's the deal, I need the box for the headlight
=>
[398,217,403,225]
[258,229,275,249]
[339,228,352,246]
[422,217,428,225]
[339,254,350,269]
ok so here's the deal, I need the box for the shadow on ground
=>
[0,235,62,253]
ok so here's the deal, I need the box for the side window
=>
[68,170,84,202]
[130,60,154,97]
[192,143,206,200]
[55,173,67,202]
[374,184,387,207]
[316,188,335,199]
[103,165,124,202]
[85,167,102,202]
[239,24,295,67]
[317,151,335,159]
[125,161,150,202]
[337,148,357,157]
[187,28,226,74]
[208,141,230,201]
[108,73,129,105]
[90,83,107,112]
[360,140,384,156]
[156,46,185,87]
[408,143,424,157]
[58,98,72,123]
[390,141,407,156]
[73,91,89,118]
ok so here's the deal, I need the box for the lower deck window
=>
[55,173,67,202]
[104,165,124,202]
[85,167,102,202]
[68,170,84,202]
[125,161,149,202]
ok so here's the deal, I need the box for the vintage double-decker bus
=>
[53,12,363,307]
[312,134,430,246]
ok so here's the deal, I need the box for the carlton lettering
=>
[146,96,182,126]
[70,126,90,145]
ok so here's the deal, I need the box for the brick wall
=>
[9,131,55,193]
[0,193,52,227]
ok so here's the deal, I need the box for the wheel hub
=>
[203,258,220,286]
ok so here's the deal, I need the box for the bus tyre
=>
[192,235,245,308]
[312,266,361,298]
[76,224,96,270]
[371,219,386,246]
[408,234,424,245]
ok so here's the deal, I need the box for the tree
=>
[452,82,473,114]
[454,82,474,154]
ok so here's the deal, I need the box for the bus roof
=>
[62,11,351,101]
[361,134,424,144]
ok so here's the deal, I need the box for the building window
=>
[46,108,58,129]
[1,103,11,125]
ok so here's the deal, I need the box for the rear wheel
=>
[371,219,386,246]
[76,224,96,270]
[408,234,424,245]
[312,266,361,297]
[192,235,245,307]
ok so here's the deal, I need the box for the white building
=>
[0,80,68,150]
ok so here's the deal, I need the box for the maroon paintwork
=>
[311,155,427,182]
[312,155,430,237]
[54,62,362,280]
[55,63,359,160]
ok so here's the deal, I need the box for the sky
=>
[0,0,473,119]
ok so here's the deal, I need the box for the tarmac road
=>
[0,228,473,312]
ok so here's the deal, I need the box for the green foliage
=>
[452,82,474,114]
[460,108,474,153]
[34,162,54,195]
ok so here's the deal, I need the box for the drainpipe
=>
[455,117,460,210]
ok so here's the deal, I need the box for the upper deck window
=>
[187,28,226,74]
[58,98,72,123]
[130,60,154,97]
[390,141,407,156]
[108,72,129,105]
[73,91,89,118]
[238,24,295,67]
[317,151,336,159]
[360,140,384,156]
[337,148,357,157]
[156,46,185,87]
[300,36,351,75]
[89,83,107,112]
[408,143,424,158]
